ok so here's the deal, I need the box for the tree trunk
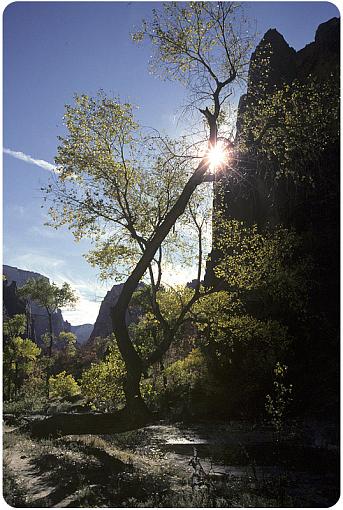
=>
[112,160,210,414]
[111,315,150,417]
[14,362,19,398]
[6,362,12,401]
[25,408,153,438]
[123,371,150,419]
[46,312,53,398]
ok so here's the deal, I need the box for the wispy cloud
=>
[3,147,56,172]
[28,225,65,239]
[10,253,66,275]
[10,205,26,217]
[62,297,102,326]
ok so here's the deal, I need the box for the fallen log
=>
[22,408,153,438]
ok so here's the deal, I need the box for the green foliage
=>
[19,364,46,400]
[46,91,194,282]
[49,371,80,399]
[8,337,41,364]
[159,348,217,416]
[241,75,339,184]
[18,278,77,314]
[164,348,207,390]
[265,362,293,436]
[58,331,77,357]
[190,288,291,416]
[140,379,158,408]
[203,314,289,368]
[3,314,42,401]
[80,339,126,410]
[214,218,313,314]
[182,216,309,416]
[130,285,197,361]
[43,1,255,412]
[18,279,77,398]
[133,2,254,96]
[3,314,26,339]
[193,290,241,331]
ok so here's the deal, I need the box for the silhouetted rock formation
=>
[3,265,70,345]
[206,17,340,418]
[3,265,71,344]
[3,279,26,317]
[89,283,141,342]
[207,16,340,274]
[236,17,339,141]
[250,28,296,91]
[296,17,340,80]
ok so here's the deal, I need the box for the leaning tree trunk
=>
[24,407,154,438]
[112,158,211,417]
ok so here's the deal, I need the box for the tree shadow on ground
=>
[28,439,171,507]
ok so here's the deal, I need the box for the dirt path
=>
[4,430,105,507]
[4,435,58,506]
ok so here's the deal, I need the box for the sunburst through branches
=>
[207,141,229,173]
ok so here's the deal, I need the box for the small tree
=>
[19,279,77,397]
[3,314,41,400]
[50,331,78,376]
[265,363,293,441]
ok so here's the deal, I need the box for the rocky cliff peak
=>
[247,27,296,96]
[88,282,144,343]
[296,17,340,80]
[315,17,340,49]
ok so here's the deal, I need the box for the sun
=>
[207,141,228,172]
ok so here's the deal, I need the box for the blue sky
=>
[3,1,340,324]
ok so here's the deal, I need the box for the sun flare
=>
[207,142,228,172]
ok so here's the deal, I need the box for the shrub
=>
[80,343,125,410]
[161,349,217,417]
[49,371,80,399]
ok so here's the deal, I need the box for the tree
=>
[182,215,312,416]
[44,2,254,420]
[18,278,77,397]
[227,52,339,416]
[3,314,41,400]
[50,331,78,376]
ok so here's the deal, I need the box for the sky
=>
[3,1,340,325]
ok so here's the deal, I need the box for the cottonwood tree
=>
[19,279,77,397]
[44,2,254,421]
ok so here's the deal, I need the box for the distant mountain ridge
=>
[70,324,94,344]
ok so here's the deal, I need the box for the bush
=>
[49,371,80,399]
[80,343,125,410]
[160,349,217,417]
